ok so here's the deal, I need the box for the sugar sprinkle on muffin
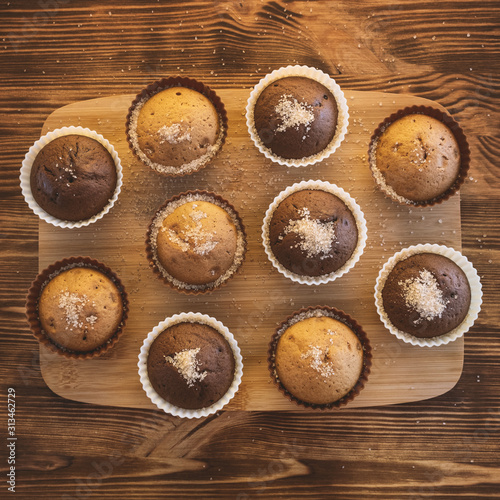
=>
[39,266,124,352]
[269,306,371,409]
[26,257,128,358]
[262,180,367,284]
[380,252,471,339]
[146,321,236,410]
[138,312,243,418]
[375,244,482,347]
[147,192,246,292]
[253,76,338,160]
[127,79,226,176]
[246,66,349,167]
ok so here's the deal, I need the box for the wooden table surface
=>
[1,1,499,498]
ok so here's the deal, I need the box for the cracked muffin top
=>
[371,113,461,203]
[253,76,338,160]
[29,134,117,221]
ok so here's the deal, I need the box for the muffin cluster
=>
[23,67,481,416]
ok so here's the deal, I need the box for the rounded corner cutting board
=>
[38,88,464,411]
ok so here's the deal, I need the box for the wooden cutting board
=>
[37,88,464,411]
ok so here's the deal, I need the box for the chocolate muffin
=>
[38,266,124,353]
[381,253,471,338]
[146,321,236,410]
[253,76,338,160]
[370,112,463,205]
[30,134,117,221]
[268,189,358,277]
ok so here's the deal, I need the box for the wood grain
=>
[1,0,499,498]
[37,89,464,411]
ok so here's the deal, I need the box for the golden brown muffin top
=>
[39,267,123,352]
[275,316,363,405]
[375,114,460,202]
[156,200,238,286]
[134,87,220,170]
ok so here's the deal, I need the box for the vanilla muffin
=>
[26,258,128,358]
[269,307,371,409]
[38,267,124,352]
[147,192,246,292]
[127,78,227,176]
[369,109,469,205]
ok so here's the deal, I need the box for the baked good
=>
[267,188,359,278]
[127,78,226,176]
[246,66,349,167]
[146,321,236,410]
[29,134,118,221]
[276,315,363,404]
[381,252,471,338]
[269,307,371,408]
[147,191,246,292]
[253,76,338,160]
[370,111,465,205]
[37,265,125,353]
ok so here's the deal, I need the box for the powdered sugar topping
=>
[283,207,335,258]
[163,204,219,256]
[275,94,314,133]
[399,269,449,322]
[58,291,97,330]
[158,122,192,144]
[165,347,208,387]
[301,344,336,379]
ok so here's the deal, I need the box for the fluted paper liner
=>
[246,65,349,167]
[26,257,129,359]
[262,180,367,285]
[368,105,470,207]
[268,306,371,410]
[20,126,123,228]
[146,190,247,294]
[126,76,228,176]
[374,244,482,347]
[138,312,243,418]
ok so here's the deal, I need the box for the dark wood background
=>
[1,1,499,498]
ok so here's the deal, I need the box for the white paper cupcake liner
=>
[245,65,349,167]
[20,126,123,229]
[262,180,367,285]
[138,312,243,418]
[374,244,482,347]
